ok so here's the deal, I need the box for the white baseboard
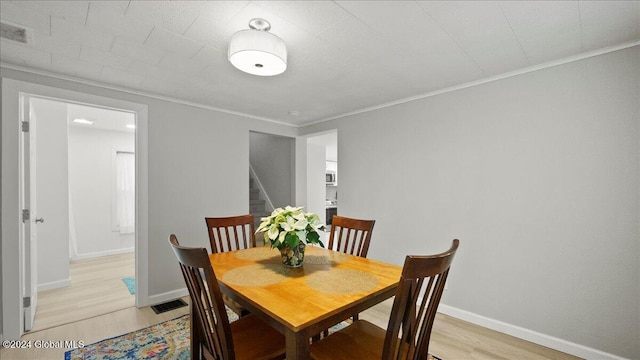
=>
[438,304,628,360]
[70,247,134,261]
[147,288,189,307]
[37,278,71,292]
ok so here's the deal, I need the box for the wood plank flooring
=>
[2,252,581,359]
[31,252,135,332]
[360,299,581,360]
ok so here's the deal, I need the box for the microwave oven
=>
[326,171,336,185]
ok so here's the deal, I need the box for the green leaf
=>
[284,233,299,249]
[307,231,319,243]
[306,231,325,247]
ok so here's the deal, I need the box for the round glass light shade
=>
[228,29,287,76]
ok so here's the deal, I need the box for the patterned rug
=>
[121,277,135,295]
[64,308,440,359]
[65,314,190,360]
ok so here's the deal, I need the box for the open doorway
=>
[249,132,295,220]
[2,78,148,340]
[306,131,338,242]
[27,97,136,332]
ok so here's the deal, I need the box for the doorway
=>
[249,131,295,212]
[306,131,338,243]
[26,96,137,332]
[1,78,149,341]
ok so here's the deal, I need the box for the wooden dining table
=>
[208,245,403,360]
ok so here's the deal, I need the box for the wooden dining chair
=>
[315,215,377,340]
[168,235,285,360]
[310,239,460,360]
[328,215,376,258]
[205,215,256,316]
[205,214,257,254]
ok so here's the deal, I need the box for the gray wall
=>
[1,67,297,340]
[1,47,637,358]
[300,47,640,359]
[249,132,293,208]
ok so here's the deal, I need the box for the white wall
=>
[249,132,294,208]
[31,97,70,290]
[306,142,326,225]
[68,126,135,257]
[294,138,308,208]
[300,47,640,359]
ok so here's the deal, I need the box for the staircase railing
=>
[249,164,275,212]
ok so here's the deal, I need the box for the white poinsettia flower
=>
[274,214,286,224]
[258,205,325,249]
[292,211,306,221]
[256,225,265,234]
[293,218,308,230]
[281,216,297,232]
[305,214,324,232]
[308,213,320,222]
[268,225,279,240]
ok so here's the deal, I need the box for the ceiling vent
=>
[0,21,33,45]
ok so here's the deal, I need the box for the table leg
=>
[286,329,310,360]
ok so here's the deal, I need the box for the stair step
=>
[249,172,270,241]
[253,213,270,238]
[253,211,271,220]
[249,188,260,200]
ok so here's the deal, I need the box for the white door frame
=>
[20,94,38,331]
[1,78,149,340]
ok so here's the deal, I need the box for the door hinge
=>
[22,209,30,222]
[23,297,31,308]
[21,121,29,132]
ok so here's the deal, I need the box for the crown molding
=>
[0,62,295,128]
[3,40,638,129]
[301,40,640,127]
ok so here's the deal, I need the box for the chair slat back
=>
[383,240,459,360]
[205,215,256,254]
[328,216,375,257]
[168,235,235,360]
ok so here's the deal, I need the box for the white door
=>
[20,94,39,331]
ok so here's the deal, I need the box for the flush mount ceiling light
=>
[228,18,287,76]
[73,118,94,125]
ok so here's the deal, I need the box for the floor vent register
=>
[151,299,188,314]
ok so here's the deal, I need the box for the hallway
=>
[31,252,134,332]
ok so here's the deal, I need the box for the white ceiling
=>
[1,1,638,126]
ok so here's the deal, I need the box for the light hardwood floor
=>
[31,252,135,332]
[2,252,581,359]
[360,299,581,360]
